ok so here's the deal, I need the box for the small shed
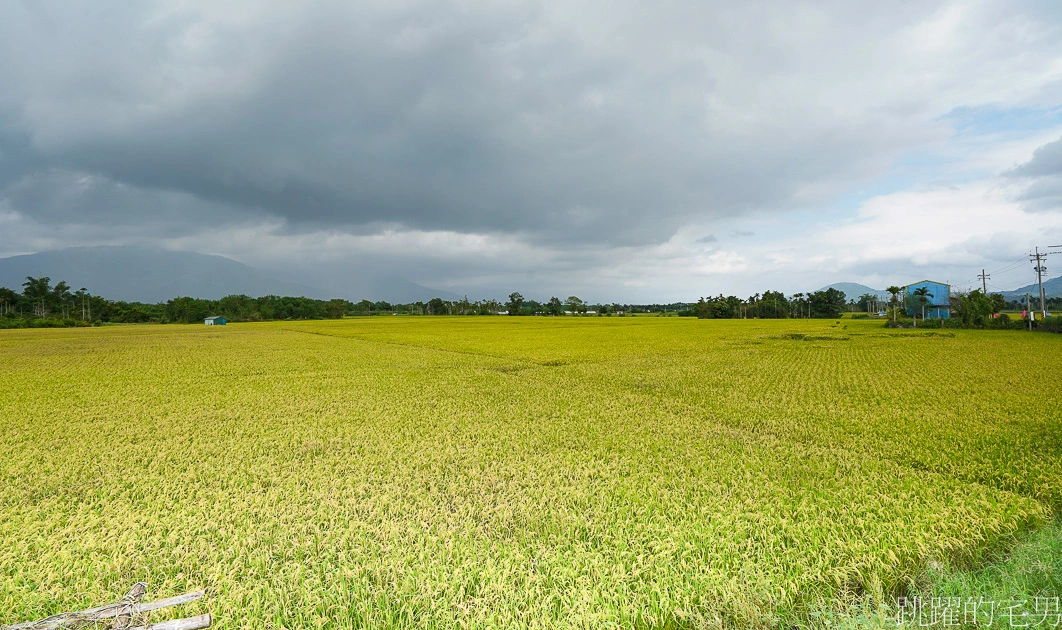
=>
[903,280,951,319]
[204,316,227,326]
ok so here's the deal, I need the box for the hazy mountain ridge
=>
[817,283,891,302]
[1001,275,1062,300]
[820,278,1062,302]
[0,247,460,303]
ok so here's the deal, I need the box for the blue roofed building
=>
[902,280,951,319]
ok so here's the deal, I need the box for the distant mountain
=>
[817,283,890,302]
[360,275,462,304]
[1000,274,1062,301]
[0,246,460,303]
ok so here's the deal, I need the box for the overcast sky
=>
[2,0,1062,302]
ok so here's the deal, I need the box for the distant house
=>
[204,316,226,326]
[902,280,951,319]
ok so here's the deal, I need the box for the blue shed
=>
[903,280,951,319]
[204,316,226,326]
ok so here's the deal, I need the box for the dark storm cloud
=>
[0,0,975,246]
[2,0,1062,266]
[1007,135,1062,212]
[1012,134,1062,175]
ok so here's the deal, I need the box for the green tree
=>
[22,276,52,317]
[219,294,253,320]
[324,299,348,319]
[507,292,524,316]
[73,288,88,320]
[989,293,1006,315]
[886,286,902,322]
[760,290,788,318]
[52,281,72,318]
[0,286,17,317]
[694,297,709,318]
[912,286,933,323]
[428,297,446,315]
[808,288,846,318]
[565,296,584,314]
[956,289,991,328]
[547,296,563,316]
[856,293,879,313]
[167,296,214,323]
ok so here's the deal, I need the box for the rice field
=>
[1,317,1060,628]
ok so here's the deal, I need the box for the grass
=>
[917,515,1062,616]
[1,317,1060,628]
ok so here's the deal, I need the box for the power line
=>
[977,269,990,294]
[1028,245,1062,318]
[957,256,1033,295]
[991,257,1033,276]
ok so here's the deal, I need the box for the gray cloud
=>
[2,1,1062,300]
[696,234,718,243]
[1007,135,1062,212]
[5,1,1058,245]
[1009,135,1062,178]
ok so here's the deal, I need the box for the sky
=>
[2,1,1062,303]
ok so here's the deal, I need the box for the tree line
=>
[4,276,1058,329]
[0,277,370,327]
[690,288,849,319]
[0,277,686,327]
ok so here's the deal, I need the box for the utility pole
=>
[1027,245,1062,318]
[1051,245,1062,317]
[978,269,990,294]
[1030,247,1048,318]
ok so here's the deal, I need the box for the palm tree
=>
[0,286,16,316]
[912,286,933,324]
[886,286,902,322]
[22,276,53,317]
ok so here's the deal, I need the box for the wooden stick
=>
[127,614,212,630]
[3,592,205,630]
[130,592,205,615]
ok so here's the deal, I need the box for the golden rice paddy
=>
[1,317,1059,628]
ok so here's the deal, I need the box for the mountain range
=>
[817,283,891,302]
[3,247,1059,304]
[821,278,1062,302]
[1001,275,1062,301]
[0,247,459,304]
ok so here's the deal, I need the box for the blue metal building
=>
[903,280,951,319]
[204,316,227,326]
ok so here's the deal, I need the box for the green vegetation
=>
[0,278,691,326]
[693,288,847,319]
[921,515,1062,606]
[2,317,1060,628]
[0,277,364,326]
